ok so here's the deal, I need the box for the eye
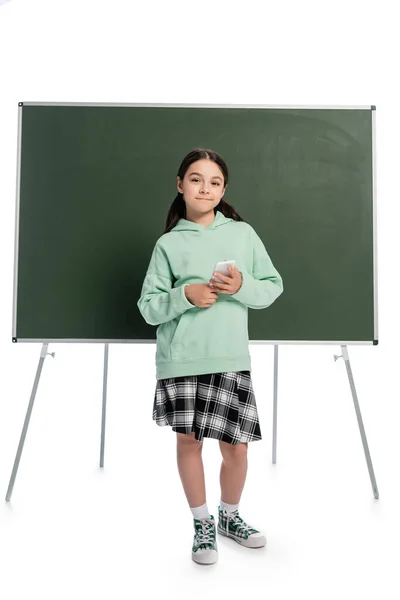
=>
[190,178,220,185]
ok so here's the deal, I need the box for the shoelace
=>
[194,518,215,548]
[222,509,253,538]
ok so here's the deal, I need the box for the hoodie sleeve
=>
[231,227,284,309]
[137,241,195,326]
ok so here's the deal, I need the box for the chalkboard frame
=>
[11,102,378,345]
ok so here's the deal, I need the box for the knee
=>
[177,431,203,451]
[219,440,248,461]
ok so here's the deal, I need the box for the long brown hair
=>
[164,148,246,234]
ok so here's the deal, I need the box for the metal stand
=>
[272,344,279,464]
[100,343,109,468]
[6,341,378,500]
[5,343,54,501]
[5,343,110,501]
[272,344,379,499]
[335,345,379,499]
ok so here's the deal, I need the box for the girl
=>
[137,148,283,565]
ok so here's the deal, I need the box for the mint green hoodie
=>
[137,210,283,380]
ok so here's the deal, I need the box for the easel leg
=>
[338,345,379,500]
[272,344,278,464]
[6,343,52,501]
[99,343,109,468]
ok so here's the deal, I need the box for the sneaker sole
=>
[217,525,267,548]
[192,549,218,565]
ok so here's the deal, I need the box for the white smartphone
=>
[212,260,236,283]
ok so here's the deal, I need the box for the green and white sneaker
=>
[217,506,267,548]
[192,515,218,565]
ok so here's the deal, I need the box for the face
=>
[177,159,227,217]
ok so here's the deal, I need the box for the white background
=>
[0,1,399,598]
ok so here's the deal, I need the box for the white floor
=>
[0,342,397,600]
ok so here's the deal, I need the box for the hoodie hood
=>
[171,210,233,232]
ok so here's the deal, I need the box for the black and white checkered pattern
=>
[153,371,262,444]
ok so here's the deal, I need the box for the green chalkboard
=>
[12,103,377,344]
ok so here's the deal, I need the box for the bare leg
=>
[219,441,248,504]
[176,432,206,508]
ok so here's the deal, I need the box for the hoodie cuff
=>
[180,284,196,310]
[231,270,250,304]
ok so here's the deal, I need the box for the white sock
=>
[191,502,211,520]
[220,499,239,513]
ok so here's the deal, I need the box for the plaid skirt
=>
[152,371,262,445]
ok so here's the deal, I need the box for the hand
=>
[209,266,243,295]
[185,283,218,308]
